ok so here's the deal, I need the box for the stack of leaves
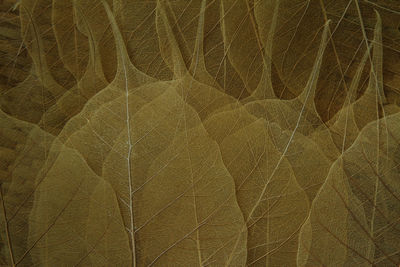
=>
[1,0,399,266]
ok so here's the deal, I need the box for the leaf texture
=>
[0,0,400,266]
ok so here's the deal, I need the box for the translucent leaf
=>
[1,1,400,266]
[299,113,400,266]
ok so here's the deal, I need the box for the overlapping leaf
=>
[1,0,400,266]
